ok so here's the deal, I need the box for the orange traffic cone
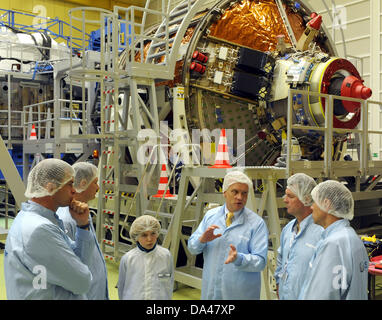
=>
[152,164,176,198]
[209,129,232,168]
[29,124,44,168]
[29,124,37,140]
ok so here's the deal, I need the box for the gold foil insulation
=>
[209,0,305,52]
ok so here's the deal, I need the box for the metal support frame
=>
[275,0,297,48]
[22,86,98,180]
[64,1,207,262]
[0,7,91,50]
[286,88,382,180]
[163,87,382,299]
[0,134,26,206]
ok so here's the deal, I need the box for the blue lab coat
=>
[274,214,323,300]
[298,219,369,300]
[57,206,109,300]
[4,201,94,299]
[188,204,268,300]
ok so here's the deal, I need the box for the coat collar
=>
[322,218,349,239]
[293,214,316,236]
[23,200,61,225]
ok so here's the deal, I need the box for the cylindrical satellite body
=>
[143,0,372,166]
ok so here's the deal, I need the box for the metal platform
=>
[0,226,8,241]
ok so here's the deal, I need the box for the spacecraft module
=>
[141,0,372,167]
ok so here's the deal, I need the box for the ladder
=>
[96,75,162,261]
[94,0,207,262]
[145,0,197,67]
[142,154,181,242]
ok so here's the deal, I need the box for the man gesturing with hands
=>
[188,170,269,300]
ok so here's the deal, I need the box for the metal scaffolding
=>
[64,0,382,300]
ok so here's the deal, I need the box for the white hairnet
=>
[311,180,354,220]
[73,162,98,193]
[222,170,253,192]
[25,158,74,198]
[130,215,161,243]
[287,173,317,206]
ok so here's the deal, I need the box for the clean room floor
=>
[0,217,201,300]
[0,241,202,300]
[2,244,382,300]
[0,215,381,301]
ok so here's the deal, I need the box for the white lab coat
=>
[117,245,174,300]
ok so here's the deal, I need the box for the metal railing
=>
[286,88,382,178]
[0,37,70,75]
[0,8,91,49]
[23,98,87,140]
[111,4,170,73]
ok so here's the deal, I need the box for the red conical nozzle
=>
[310,12,318,19]
[308,15,322,30]
[341,75,372,112]
[357,86,372,100]
[342,76,372,100]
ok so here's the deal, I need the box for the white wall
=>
[305,0,382,159]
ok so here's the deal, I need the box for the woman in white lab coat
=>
[117,215,174,300]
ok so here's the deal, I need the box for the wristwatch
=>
[78,223,90,230]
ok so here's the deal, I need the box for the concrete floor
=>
[0,213,380,300]
[0,217,202,300]
[1,247,381,300]
[0,245,202,300]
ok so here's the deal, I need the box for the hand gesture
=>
[224,244,237,264]
[199,225,222,243]
[69,199,90,227]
